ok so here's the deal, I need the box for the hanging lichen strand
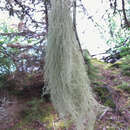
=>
[45,0,105,129]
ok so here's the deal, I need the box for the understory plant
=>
[119,55,130,76]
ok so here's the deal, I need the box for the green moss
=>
[109,55,130,76]
[120,55,130,76]
[12,98,73,129]
[41,114,55,128]
[83,50,99,80]
[91,58,106,65]
[104,98,115,108]
[109,60,122,68]
[10,120,35,130]
[93,86,116,108]
[20,98,45,121]
[107,128,116,130]
[117,81,130,93]
[92,81,105,87]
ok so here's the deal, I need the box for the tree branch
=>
[73,0,85,62]
[122,0,130,27]
[0,31,46,37]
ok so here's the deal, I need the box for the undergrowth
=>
[83,50,99,80]
[120,55,130,76]
[93,86,116,108]
[110,55,130,76]
[117,81,130,93]
[13,98,70,129]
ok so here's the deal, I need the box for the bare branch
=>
[73,0,84,62]
[0,31,46,37]
[122,0,130,27]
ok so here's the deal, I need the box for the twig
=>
[0,31,45,37]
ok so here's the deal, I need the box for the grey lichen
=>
[44,0,105,129]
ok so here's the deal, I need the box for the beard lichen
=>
[44,0,105,129]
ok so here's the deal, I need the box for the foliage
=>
[0,23,45,90]
[0,24,16,88]
[104,15,130,62]
[110,55,130,76]
[0,0,49,36]
[93,86,116,108]
[83,49,98,80]
[0,74,8,89]
[12,98,72,130]
[117,81,130,93]
[119,55,130,76]
[21,98,44,121]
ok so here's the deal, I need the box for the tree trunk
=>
[45,0,105,129]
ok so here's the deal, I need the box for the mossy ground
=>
[0,58,130,130]
[92,59,130,130]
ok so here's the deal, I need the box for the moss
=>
[117,82,130,93]
[109,60,123,68]
[109,55,130,76]
[12,98,53,129]
[42,114,70,129]
[93,86,116,108]
[91,58,106,65]
[111,70,120,75]
[104,98,115,108]
[41,114,55,128]
[10,119,35,130]
[125,97,130,108]
[83,50,99,80]
[120,55,130,76]
[20,98,45,121]
[107,128,116,130]
[92,80,105,87]
[13,98,73,129]
[45,2,103,129]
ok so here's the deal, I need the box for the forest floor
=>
[0,59,130,130]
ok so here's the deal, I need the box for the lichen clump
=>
[45,0,105,129]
